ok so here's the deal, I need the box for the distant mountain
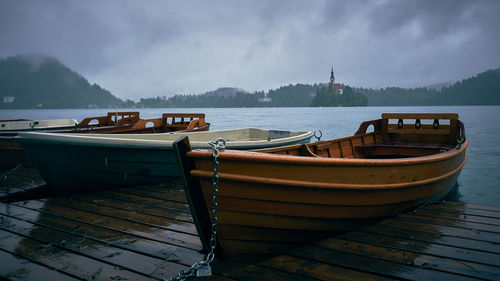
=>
[358,68,500,106]
[0,54,123,109]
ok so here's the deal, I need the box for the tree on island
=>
[310,85,367,107]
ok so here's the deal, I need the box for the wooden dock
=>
[1,174,499,280]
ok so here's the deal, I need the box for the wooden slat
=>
[411,208,500,226]
[0,229,151,281]
[11,200,202,250]
[357,224,500,254]
[382,113,458,120]
[126,186,188,204]
[92,186,189,208]
[0,249,80,281]
[67,192,192,223]
[445,201,500,213]
[39,197,198,235]
[378,217,499,243]
[288,245,477,281]
[0,216,188,279]
[425,204,500,218]
[316,237,500,280]
[1,203,203,265]
[334,231,500,267]
[395,213,500,234]
[212,259,317,281]
[387,128,451,135]
[260,255,394,281]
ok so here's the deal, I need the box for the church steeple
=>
[330,66,335,85]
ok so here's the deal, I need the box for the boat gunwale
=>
[16,128,313,149]
[0,118,79,132]
[187,138,468,167]
[190,153,466,190]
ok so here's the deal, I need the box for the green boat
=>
[17,128,312,194]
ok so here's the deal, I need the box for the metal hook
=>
[313,130,322,141]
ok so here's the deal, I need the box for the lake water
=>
[1,106,499,206]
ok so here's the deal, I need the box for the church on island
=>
[329,67,344,94]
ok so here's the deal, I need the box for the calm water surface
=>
[1,106,499,206]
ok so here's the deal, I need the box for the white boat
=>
[0,119,78,132]
[17,128,312,194]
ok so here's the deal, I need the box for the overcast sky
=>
[1,0,499,100]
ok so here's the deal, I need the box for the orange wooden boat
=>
[174,113,468,259]
[63,112,209,134]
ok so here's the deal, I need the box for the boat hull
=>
[19,138,178,194]
[17,128,312,194]
[176,135,468,259]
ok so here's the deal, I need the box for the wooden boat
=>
[70,112,209,134]
[0,112,209,169]
[0,118,78,169]
[173,113,468,259]
[0,118,78,134]
[17,128,312,194]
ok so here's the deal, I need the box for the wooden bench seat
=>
[355,144,453,159]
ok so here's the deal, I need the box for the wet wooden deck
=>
[1,172,499,280]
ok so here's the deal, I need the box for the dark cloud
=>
[1,0,499,99]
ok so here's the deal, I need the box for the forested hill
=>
[358,68,500,106]
[0,55,123,109]
[1,54,498,108]
[136,84,322,108]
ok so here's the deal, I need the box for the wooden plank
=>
[288,245,477,281]
[425,204,500,218]
[260,255,395,281]
[378,217,500,243]
[0,229,151,281]
[358,224,500,254]
[382,113,458,120]
[445,201,500,213]
[1,203,203,265]
[11,200,202,250]
[69,193,193,223]
[120,183,189,204]
[0,216,188,280]
[0,249,80,281]
[395,214,500,234]
[387,128,450,135]
[212,259,317,281]
[411,208,500,226]
[39,197,198,235]
[90,187,190,210]
[335,231,500,267]
[317,237,500,280]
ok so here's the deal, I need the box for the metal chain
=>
[166,138,225,281]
